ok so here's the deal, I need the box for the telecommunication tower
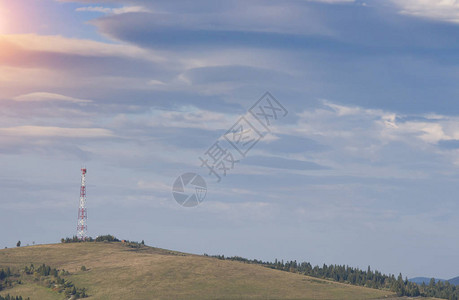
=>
[77,168,87,240]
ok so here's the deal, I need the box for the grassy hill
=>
[0,242,431,300]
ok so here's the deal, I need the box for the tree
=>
[0,269,6,280]
[16,241,21,247]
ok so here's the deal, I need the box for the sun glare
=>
[0,8,5,34]
[0,4,10,34]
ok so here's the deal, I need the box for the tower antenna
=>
[77,167,87,240]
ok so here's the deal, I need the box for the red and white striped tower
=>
[77,168,87,240]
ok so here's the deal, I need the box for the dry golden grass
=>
[0,242,403,299]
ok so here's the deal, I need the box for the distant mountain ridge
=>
[409,276,459,285]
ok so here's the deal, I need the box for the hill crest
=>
[0,242,396,300]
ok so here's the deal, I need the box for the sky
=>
[1,0,459,279]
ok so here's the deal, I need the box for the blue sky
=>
[1,0,459,279]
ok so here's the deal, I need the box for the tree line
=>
[61,235,145,249]
[24,263,87,299]
[0,267,27,300]
[1,264,88,299]
[0,267,22,293]
[206,254,459,299]
[0,295,29,300]
[61,234,120,243]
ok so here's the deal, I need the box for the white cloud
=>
[137,180,170,191]
[295,100,459,145]
[0,34,163,61]
[201,200,275,222]
[391,121,447,144]
[147,79,166,86]
[0,126,113,138]
[306,0,354,3]
[75,6,150,15]
[0,34,168,97]
[391,0,459,23]
[14,92,92,104]
[75,6,112,14]
[277,100,459,176]
[147,107,235,131]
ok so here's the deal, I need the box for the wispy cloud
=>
[0,34,162,61]
[391,0,459,23]
[137,180,171,191]
[75,6,150,15]
[294,99,459,148]
[0,126,113,138]
[306,0,355,3]
[146,107,236,131]
[14,92,92,103]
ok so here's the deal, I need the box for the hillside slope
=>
[0,242,403,300]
